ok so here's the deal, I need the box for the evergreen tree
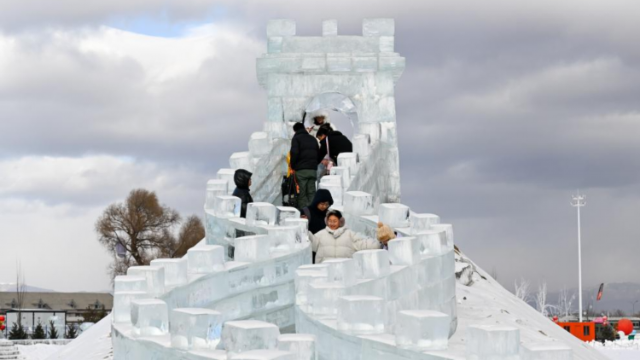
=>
[48,320,59,339]
[65,324,78,339]
[600,324,616,342]
[32,322,46,339]
[8,322,27,340]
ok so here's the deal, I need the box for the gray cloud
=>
[1,0,639,294]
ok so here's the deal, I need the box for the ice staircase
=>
[0,340,19,360]
[110,19,582,360]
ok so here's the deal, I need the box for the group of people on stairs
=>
[227,111,396,264]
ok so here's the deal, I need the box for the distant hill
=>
[0,282,55,293]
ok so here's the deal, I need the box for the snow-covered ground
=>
[590,338,640,360]
[43,316,112,360]
[598,349,640,360]
[16,344,63,360]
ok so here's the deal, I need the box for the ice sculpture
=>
[109,18,580,360]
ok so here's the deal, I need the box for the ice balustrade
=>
[110,18,574,360]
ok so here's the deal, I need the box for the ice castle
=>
[109,19,606,360]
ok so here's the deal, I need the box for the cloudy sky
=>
[1,0,639,294]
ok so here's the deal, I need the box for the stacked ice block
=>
[130,299,168,336]
[171,308,223,350]
[466,325,520,360]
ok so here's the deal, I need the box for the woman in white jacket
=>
[311,209,383,263]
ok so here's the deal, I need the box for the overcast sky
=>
[1,0,639,293]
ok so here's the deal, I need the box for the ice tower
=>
[256,18,404,206]
[108,18,604,360]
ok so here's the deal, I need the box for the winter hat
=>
[377,222,396,242]
[234,169,252,189]
[325,209,346,228]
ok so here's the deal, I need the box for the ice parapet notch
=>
[387,237,420,266]
[343,191,374,216]
[114,275,146,292]
[354,249,390,279]
[246,203,278,227]
[222,320,281,357]
[466,325,520,360]
[278,334,317,360]
[337,295,385,335]
[395,310,449,351]
[113,291,147,323]
[235,235,271,262]
[170,308,222,350]
[187,245,225,273]
[150,258,188,287]
[379,203,410,228]
[130,299,168,336]
[214,195,242,218]
[127,266,165,297]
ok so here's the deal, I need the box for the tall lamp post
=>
[571,191,586,323]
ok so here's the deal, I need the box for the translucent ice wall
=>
[256,18,405,205]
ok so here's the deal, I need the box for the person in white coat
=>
[310,209,383,264]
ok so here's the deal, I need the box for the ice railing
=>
[111,198,316,359]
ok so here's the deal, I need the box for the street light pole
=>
[571,191,586,323]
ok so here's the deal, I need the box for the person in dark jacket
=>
[301,189,334,263]
[290,122,320,210]
[232,169,253,218]
[301,189,334,234]
[316,126,353,165]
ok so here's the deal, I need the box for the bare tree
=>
[514,277,531,303]
[15,262,26,327]
[535,281,558,317]
[96,189,205,280]
[557,286,576,319]
[169,215,206,258]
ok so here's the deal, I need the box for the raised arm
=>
[351,230,382,251]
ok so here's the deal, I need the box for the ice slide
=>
[100,19,608,360]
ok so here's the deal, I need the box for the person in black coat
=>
[301,189,334,234]
[316,126,353,165]
[290,122,320,210]
[232,169,253,218]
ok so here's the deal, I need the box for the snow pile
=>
[16,344,63,360]
[44,315,113,360]
[589,338,640,349]
[449,250,609,360]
